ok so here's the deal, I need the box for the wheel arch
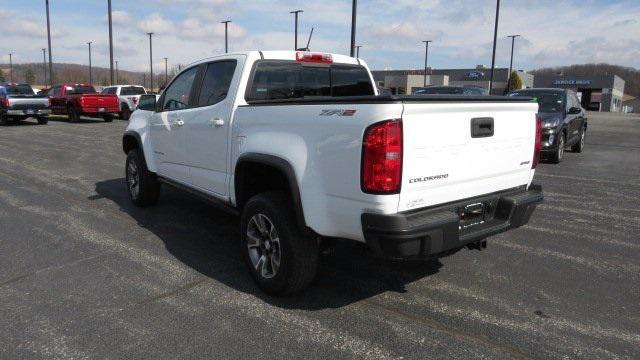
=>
[234,153,307,232]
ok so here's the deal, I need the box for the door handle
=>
[173,119,184,126]
[209,118,225,127]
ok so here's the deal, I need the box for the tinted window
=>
[246,61,373,101]
[197,61,237,106]
[162,66,197,111]
[121,86,146,96]
[416,87,464,95]
[331,65,374,96]
[48,86,61,97]
[101,87,117,94]
[6,84,35,95]
[510,90,565,113]
[68,86,96,94]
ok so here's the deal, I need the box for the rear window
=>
[101,87,117,94]
[6,84,35,95]
[68,86,96,94]
[121,86,146,95]
[246,61,374,101]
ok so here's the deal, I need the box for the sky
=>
[1,0,639,73]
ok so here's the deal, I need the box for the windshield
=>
[6,84,35,95]
[69,86,96,94]
[510,91,564,113]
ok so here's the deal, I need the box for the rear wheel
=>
[103,114,114,122]
[68,106,80,122]
[120,104,131,120]
[572,127,586,153]
[240,191,319,296]
[0,113,7,125]
[550,131,565,164]
[125,149,160,206]
[37,117,48,125]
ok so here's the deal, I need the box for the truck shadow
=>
[94,178,442,310]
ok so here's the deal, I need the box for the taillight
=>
[532,114,542,169]
[0,98,8,107]
[296,51,333,64]
[131,97,138,105]
[48,97,52,107]
[361,119,403,194]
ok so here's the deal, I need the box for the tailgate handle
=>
[471,117,494,138]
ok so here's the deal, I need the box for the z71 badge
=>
[319,109,357,116]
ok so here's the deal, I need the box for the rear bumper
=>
[80,106,119,114]
[362,185,543,259]
[2,109,51,116]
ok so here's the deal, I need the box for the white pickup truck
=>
[122,51,543,295]
[101,85,147,120]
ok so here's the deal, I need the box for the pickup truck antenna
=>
[297,27,314,51]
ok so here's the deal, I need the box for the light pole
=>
[115,60,118,83]
[9,53,13,83]
[87,42,93,84]
[507,34,520,90]
[42,48,47,85]
[355,45,362,58]
[147,32,154,91]
[163,57,168,86]
[46,0,53,85]
[422,40,432,87]
[350,0,357,57]
[221,20,231,53]
[107,0,114,85]
[489,0,501,94]
[290,10,303,50]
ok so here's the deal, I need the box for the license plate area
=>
[458,198,499,230]
[98,107,105,112]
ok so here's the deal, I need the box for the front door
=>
[185,58,241,197]
[149,66,199,185]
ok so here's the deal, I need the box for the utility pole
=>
[46,0,53,85]
[42,48,47,85]
[422,40,432,87]
[87,42,93,84]
[147,32,154,92]
[355,45,362,58]
[350,0,357,57]
[489,0,501,94]
[9,53,13,83]
[507,34,520,90]
[290,10,303,50]
[107,0,114,85]
[163,57,168,86]
[221,20,231,53]
[115,60,119,83]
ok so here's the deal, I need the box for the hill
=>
[0,62,181,90]
[530,64,640,97]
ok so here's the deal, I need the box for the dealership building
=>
[371,66,534,95]
[533,75,626,112]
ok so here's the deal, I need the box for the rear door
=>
[48,86,64,113]
[149,66,199,184]
[398,101,538,212]
[184,58,241,197]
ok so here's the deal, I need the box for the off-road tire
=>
[240,191,319,296]
[125,149,160,207]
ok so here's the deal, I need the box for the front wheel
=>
[125,149,160,206]
[572,127,586,153]
[240,191,319,296]
[550,132,565,164]
[68,106,80,122]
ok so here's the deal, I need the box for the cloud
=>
[137,13,174,34]
[103,10,133,25]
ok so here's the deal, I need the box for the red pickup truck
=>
[47,84,119,122]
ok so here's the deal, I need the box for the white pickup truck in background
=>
[123,51,543,295]
[101,85,147,120]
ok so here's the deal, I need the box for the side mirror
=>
[137,94,157,111]
[568,106,581,115]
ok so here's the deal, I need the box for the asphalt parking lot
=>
[1,112,639,359]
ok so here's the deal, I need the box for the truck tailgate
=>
[81,94,119,109]
[399,101,538,212]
